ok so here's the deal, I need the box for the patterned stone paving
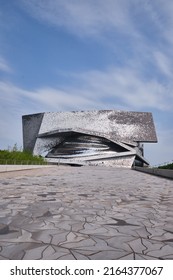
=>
[0,166,173,260]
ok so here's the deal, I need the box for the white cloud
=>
[17,0,173,84]
[71,67,173,111]
[18,0,135,37]
[0,80,109,117]
[154,51,173,78]
[0,57,12,73]
[155,0,173,42]
[17,0,173,45]
[1,63,173,115]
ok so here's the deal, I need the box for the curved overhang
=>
[22,110,157,168]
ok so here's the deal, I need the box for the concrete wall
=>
[0,165,52,173]
[133,166,173,180]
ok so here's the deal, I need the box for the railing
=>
[152,160,173,168]
[0,158,48,165]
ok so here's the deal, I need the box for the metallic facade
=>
[22,110,157,167]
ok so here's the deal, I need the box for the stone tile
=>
[22,221,51,231]
[161,255,173,259]
[127,238,147,254]
[146,245,173,258]
[114,226,139,237]
[60,237,96,249]
[0,166,173,259]
[142,239,163,254]
[89,250,129,260]
[51,232,68,245]
[23,245,48,259]
[43,251,69,260]
[80,224,108,235]
[0,229,37,243]
[0,223,9,234]
[42,245,56,258]
[31,229,60,243]
[161,231,173,240]
[65,231,87,243]
[0,229,21,240]
[134,226,151,238]
[147,228,165,239]
[69,249,97,256]
[107,235,135,252]
[119,253,134,260]
[89,236,117,251]
[51,221,72,231]
[58,254,76,260]
[134,253,158,260]
[71,222,85,232]
[0,242,37,259]
[71,250,89,260]
[0,255,9,259]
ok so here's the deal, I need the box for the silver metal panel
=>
[22,110,157,168]
[39,110,157,143]
[22,113,44,153]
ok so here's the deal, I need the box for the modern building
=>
[22,110,157,168]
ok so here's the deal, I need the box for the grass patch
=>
[0,149,46,165]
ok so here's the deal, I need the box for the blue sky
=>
[0,0,173,166]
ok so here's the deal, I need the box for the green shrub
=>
[0,146,46,165]
[158,163,173,170]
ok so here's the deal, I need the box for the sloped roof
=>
[36,110,157,143]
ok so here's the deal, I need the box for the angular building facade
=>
[22,110,157,168]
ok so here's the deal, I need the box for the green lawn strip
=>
[0,150,46,165]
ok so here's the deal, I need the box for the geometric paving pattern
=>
[0,166,173,260]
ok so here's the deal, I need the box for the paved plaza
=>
[0,165,173,260]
